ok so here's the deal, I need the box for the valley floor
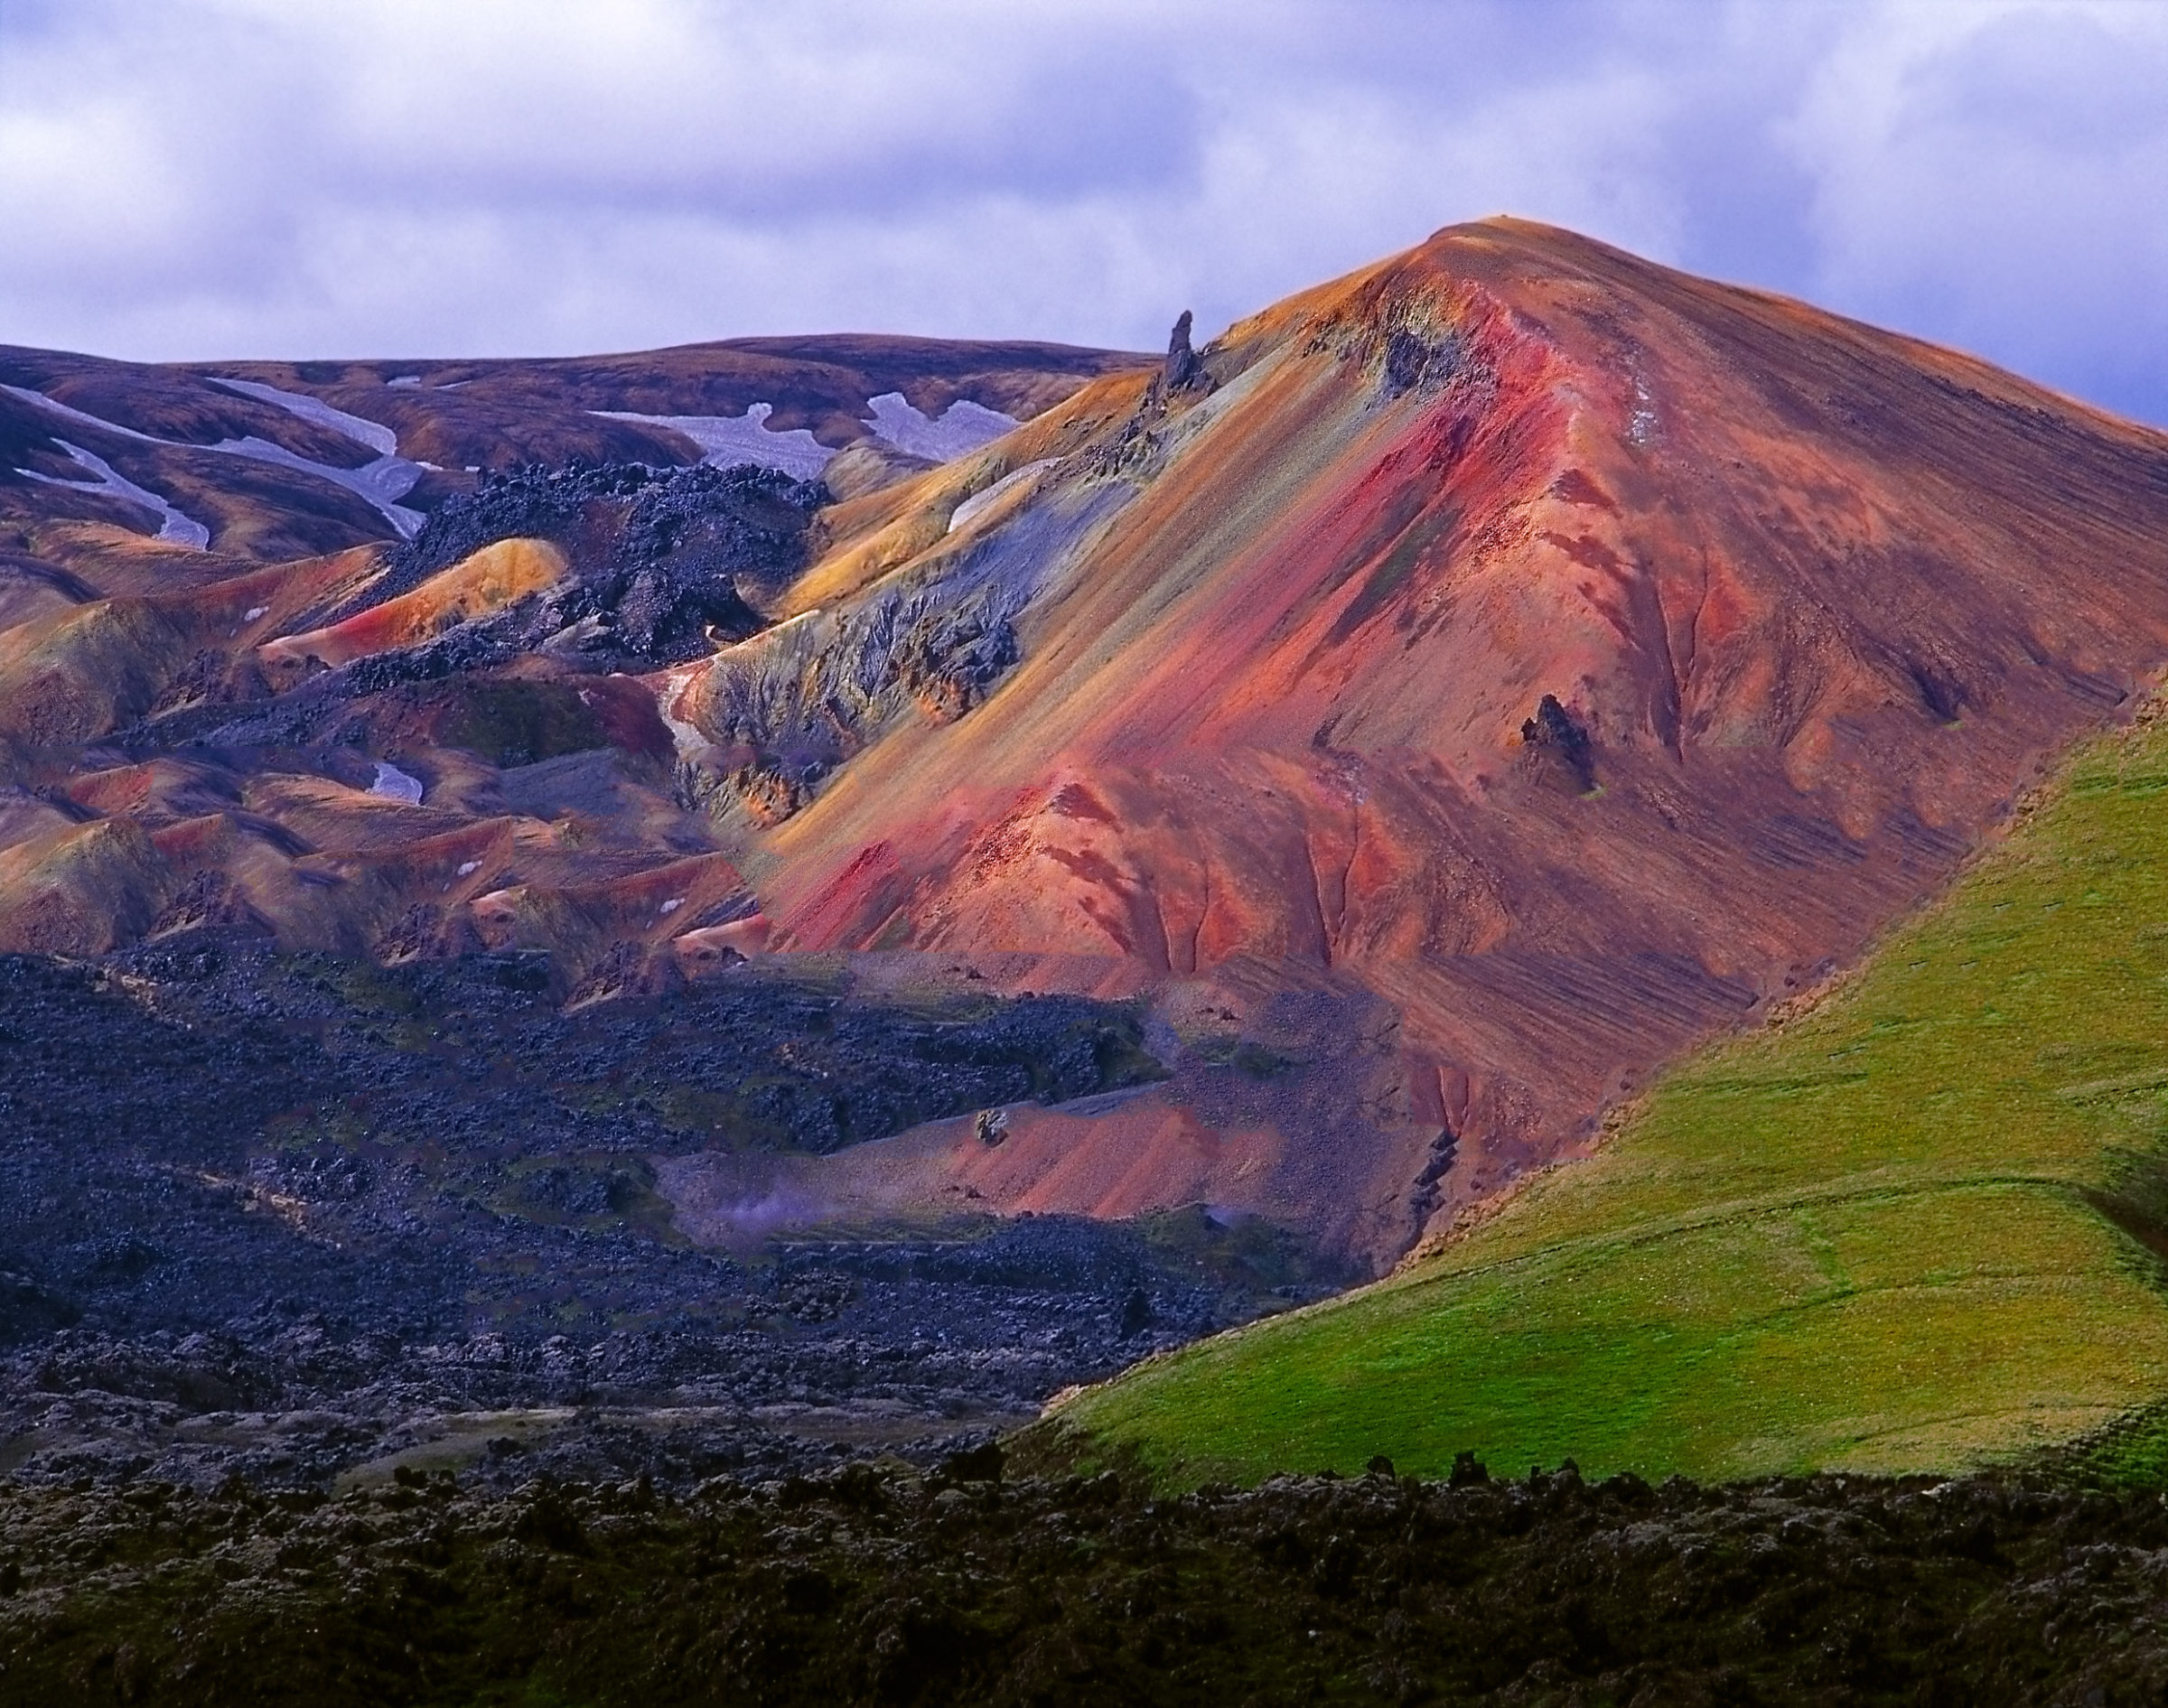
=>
[0,940,1332,1492]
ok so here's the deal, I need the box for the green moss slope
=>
[1054,709,2168,1486]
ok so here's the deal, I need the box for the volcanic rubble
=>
[0,935,1346,1496]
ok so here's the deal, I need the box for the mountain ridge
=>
[657,217,2168,1266]
[5,220,2168,1278]
[0,332,1148,576]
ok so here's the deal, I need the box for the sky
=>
[2,0,2166,425]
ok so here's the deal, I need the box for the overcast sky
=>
[3,0,2165,424]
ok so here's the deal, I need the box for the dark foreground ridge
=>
[5,1457,2168,1704]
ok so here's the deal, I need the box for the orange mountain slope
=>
[657,219,2168,1267]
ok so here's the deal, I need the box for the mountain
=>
[659,219,2168,1270]
[6,219,2168,1290]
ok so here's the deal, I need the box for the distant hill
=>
[0,333,1147,574]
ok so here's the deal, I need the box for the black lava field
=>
[0,934,1339,1496]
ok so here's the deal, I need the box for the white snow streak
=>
[861,392,1016,462]
[208,377,400,459]
[14,440,210,548]
[948,457,1059,534]
[4,379,425,541]
[205,378,426,537]
[592,403,834,479]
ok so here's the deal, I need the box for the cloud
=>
[1785,0,2168,421]
[1,0,2164,424]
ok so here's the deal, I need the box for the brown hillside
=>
[0,335,1147,580]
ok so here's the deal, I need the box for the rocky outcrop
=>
[1163,309,1204,392]
[343,460,818,663]
[1518,692,1594,793]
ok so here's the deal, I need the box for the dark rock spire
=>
[1163,310,1202,391]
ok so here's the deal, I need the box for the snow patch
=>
[948,459,1059,534]
[659,897,685,915]
[456,860,481,877]
[206,378,425,537]
[14,440,210,549]
[5,379,423,540]
[592,404,833,479]
[386,375,424,388]
[863,392,1016,462]
[202,431,425,538]
[208,377,399,459]
[243,606,268,621]
[367,761,425,805]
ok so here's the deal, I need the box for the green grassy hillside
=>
[1049,707,2168,1486]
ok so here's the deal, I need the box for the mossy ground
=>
[1057,709,2168,1487]
[14,1461,2168,1706]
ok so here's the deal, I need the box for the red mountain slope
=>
[660,219,2168,1267]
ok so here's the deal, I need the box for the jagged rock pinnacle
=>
[1164,310,1202,390]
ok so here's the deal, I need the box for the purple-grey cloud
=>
[1,0,2163,425]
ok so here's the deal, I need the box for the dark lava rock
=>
[0,1271,78,1345]
[1519,690,1595,792]
[7,1464,2168,1704]
[371,458,820,624]
[1379,325,1461,395]
[132,462,827,764]
[0,940,1339,1494]
[1163,309,1204,392]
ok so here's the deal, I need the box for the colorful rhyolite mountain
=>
[7,220,2168,1275]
